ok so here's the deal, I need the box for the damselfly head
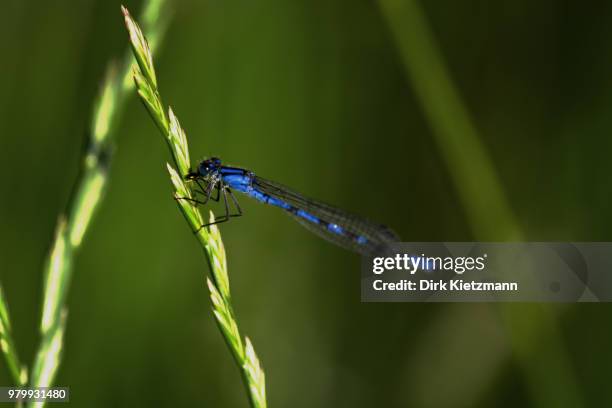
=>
[198,157,222,176]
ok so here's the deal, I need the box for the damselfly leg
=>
[179,174,243,232]
[226,188,243,218]
[194,184,243,232]
[176,176,220,206]
[194,178,220,202]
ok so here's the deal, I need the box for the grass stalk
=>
[378,1,582,407]
[0,284,27,387]
[122,7,266,408]
[23,1,170,406]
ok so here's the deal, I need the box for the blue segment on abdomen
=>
[266,195,291,210]
[245,187,293,211]
[356,236,368,245]
[296,209,319,224]
[248,189,267,202]
[327,223,344,235]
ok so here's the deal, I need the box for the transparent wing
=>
[253,176,399,255]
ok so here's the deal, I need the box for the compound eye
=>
[198,161,209,175]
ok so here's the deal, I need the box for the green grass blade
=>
[0,284,27,386]
[26,1,171,405]
[378,1,583,407]
[379,0,518,239]
[123,8,267,407]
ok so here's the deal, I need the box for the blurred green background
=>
[1,0,611,406]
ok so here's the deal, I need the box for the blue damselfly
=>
[184,157,399,255]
